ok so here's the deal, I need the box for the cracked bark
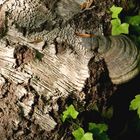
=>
[0,0,116,139]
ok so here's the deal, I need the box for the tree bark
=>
[0,0,116,139]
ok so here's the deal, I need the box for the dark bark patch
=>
[14,45,35,67]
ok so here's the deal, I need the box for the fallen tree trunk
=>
[0,0,117,139]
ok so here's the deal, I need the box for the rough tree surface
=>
[0,0,124,139]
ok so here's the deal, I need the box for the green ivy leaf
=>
[130,95,140,118]
[125,15,140,26]
[111,19,129,35]
[111,19,121,35]
[62,104,79,122]
[111,18,121,26]
[89,123,108,134]
[72,128,93,140]
[81,133,93,140]
[110,5,123,19]
[72,127,85,140]
[110,5,129,35]
[88,123,110,140]
[118,23,129,34]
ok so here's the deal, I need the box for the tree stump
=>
[0,0,118,139]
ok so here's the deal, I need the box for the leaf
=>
[62,104,79,122]
[111,19,121,35]
[111,18,121,26]
[130,95,140,110]
[72,128,93,140]
[125,15,140,26]
[130,95,140,118]
[89,123,108,134]
[81,133,93,140]
[111,19,129,35]
[72,127,85,140]
[110,5,123,19]
[88,123,110,140]
[110,5,129,35]
[118,23,129,34]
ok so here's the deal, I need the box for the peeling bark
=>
[0,0,116,139]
